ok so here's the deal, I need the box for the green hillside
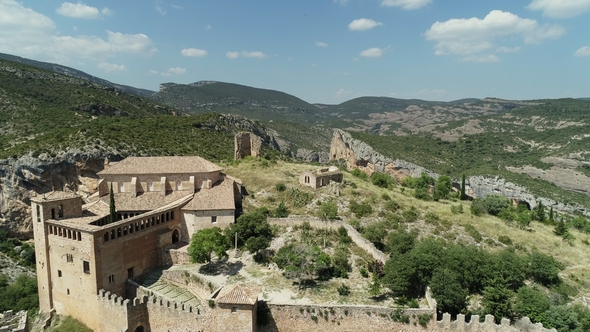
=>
[152,81,325,123]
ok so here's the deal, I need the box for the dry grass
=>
[222,158,590,300]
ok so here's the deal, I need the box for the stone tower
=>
[30,192,82,312]
[234,132,262,159]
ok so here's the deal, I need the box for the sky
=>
[0,0,589,104]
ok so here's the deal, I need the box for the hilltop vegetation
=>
[220,157,590,330]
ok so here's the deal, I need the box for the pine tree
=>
[460,174,467,200]
[553,217,568,237]
[549,207,554,223]
[109,183,116,224]
[536,201,546,223]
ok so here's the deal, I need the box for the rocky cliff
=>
[0,149,115,238]
[329,129,590,218]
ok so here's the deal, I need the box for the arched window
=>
[176,180,182,191]
[123,226,128,236]
[172,229,179,244]
[171,211,174,220]
[111,230,115,240]
[166,212,170,222]
[147,180,153,192]
[58,205,64,218]
[51,208,55,219]
[119,181,124,193]
[117,228,122,238]
[36,206,41,222]
[129,225,134,234]
[77,232,82,241]
[151,217,155,226]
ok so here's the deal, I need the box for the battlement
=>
[97,289,200,315]
[437,313,557,332]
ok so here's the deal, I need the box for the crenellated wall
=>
[436,313,557,332]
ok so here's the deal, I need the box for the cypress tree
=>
[109,183,116,224]
[549,207,554,223]
[536,201,546,223]
[553,217,568,237]
[460,174,467,200]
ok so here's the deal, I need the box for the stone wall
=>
[0,310,27,332]
[258,303,435,332]
[268,217,388,263]
[235,132,263,159]
[436,313,556,332]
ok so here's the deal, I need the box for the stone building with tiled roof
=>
[31,156,243,331]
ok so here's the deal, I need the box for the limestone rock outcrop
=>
[329,129,436,181]
[329,128,590,218]
[0,149,115,238]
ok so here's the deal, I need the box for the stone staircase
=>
[137,270,201,308]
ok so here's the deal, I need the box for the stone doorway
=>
[172,229,180,244]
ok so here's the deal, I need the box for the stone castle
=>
[30,154,558,332]
[31,156,248,331]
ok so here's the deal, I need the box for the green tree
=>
[479,195,511,216]
[482,280,514,322]
[386,230,415,256]
[430,268,467,315]
[535,201,546,223]
[514,286,549,323]
[109,183,116,224]
[275,244,330,288]
[528,252,563,286]
[226,209,273,254]
[383,254,416,296]
[188,227,230,265]
[549,207,555,223]
[317,201,338,220]
[553,217,570,240]
[371,172,394,188]
[332,246,351,278]
[367,272,383,297]
[434,175,452,200]
[460,174,468,200]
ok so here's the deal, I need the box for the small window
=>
[58,270,62,277]
[51,208,55,219]
[58,205,64,218]
[66,254,73,263]
[108,274,115,283]
[211,216,217,223]
[147,180,153,192]
[119,181,124,193]
[83,260,90,274]
[232,306,237,313]
[67,289,70,295]
[127,267,134,279]
[104,232,109,242]
[36,206,41,222]
[176,180,182,191]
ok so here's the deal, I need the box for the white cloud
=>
[462,54,500,62]
[360,47,383,57]
[381,0,431,10]
[425,10,564,59]
[315,41,328,47]
[528,0,590,18]
[181,48,207,57]
[348,18,383,31]
[56,2,110,19]
[226,50,267,59]
[336,89,352,97]
[0,1,157,63]
[101,8,112,16]
[574,46,590,57]
[155,4,166,15]
[151,67,186,76]
[496,46,521,53]
[98,62,126,72]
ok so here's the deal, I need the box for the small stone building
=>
[299,166,343,189]
[213,285,259,332]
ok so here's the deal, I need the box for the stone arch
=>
[151,217,155,227]
[172,229,180,244]
[111,230,115,240]
[134,326,145,332]
[117,228,122,238]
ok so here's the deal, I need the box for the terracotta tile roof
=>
[100,191,192,211]
[181,178,236,211]
[97,156,222,175]
[216,285,259,305]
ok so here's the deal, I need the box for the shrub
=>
[464,224,483,242]
[498,235,513,246]
[408,298,419,308]
[371,172,394,188]
[359,267,369,278]
[480,195,511,216]
[382,193,391,201]
[337,284,351,296]
[317,201,338,220]
[349,200,373,218]
[450,204,464,214]
[528,252,563,286]
[418,313,432,326]
[275,183,286,192]
[384,200,400,211]
[351,168,368,180]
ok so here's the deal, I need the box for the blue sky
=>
[0,0,589,104]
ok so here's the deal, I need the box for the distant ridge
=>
[0,52,155,98]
